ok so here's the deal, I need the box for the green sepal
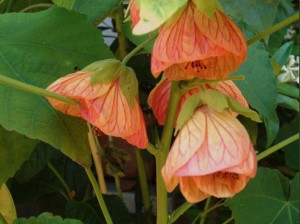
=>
[192,0,223,17]
[176,89,262,132]
[119,67,139,107]
[83,59,123,84]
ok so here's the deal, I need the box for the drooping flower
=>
[162,106,257,202]
[148,79,248,125]
[46,62,148,149]
[129,0,140,29]
[151,0,247,80]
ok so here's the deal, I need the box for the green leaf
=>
[122,21,156,53]
[65,196,132,224]
[13,212,83,224]
[226,168,299,224]
[232,44,279,146]
[221,0,280,43]
[134,0,187,34]
[0,184,17,224]
[119,67,138,107]
[276,114,299,170]
[14,142,54,183]
[0,7,115,167]
[0,127,38,186]
[272,41,294,67]
[276,94,299,111]
[276,81,299,98]
[72,0,121,23]
[0,0,53,13]
[53,0,76,10]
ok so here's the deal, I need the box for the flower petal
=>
[175,107,252,176]
[179,177,209,202]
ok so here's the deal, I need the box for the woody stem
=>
[247,12,299,46]
[114,3,127,60]
[156,81,182,224]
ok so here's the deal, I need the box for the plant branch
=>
[247,12,299,46]
[257,133,299,161]
[168,202,194,224]
[87,123,107,194]
[20,3,53,12]
[85,167,113,224]
[114,4,128,60]
[0,74,78,106]
[146,142,158,156]
[200,197,211,224]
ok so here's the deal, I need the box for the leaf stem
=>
[222,216,234,224]
[135,148,152,213]
[47,162,72,201]
[247,12,299,46]
[0,74,78,106]
[20,3,53,12]
[156,81,182,224]
[257,133,299,161]
[146,142,158,156]
[168,202,194,224]
[114,4,128,60]
[85,167,113,224]
[200,197,211,224]
[87,123,107,194]
[122,34,157,65]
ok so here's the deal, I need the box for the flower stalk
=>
[247,12,299,46]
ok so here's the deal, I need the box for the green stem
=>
[168,202,194,224]
[87,123,107,194]
[20,3,53,12]
[114,176,123,198]
[257,133,299,161]
[47,162,72,201]
[199,197,211,224]
[0,74,78,106]
[122,34,157,65]
[146,143,158,156]
[85,168,113,224]
[114,4,128,60]
[135,148,152,212]
[156,81,182,224]
[247,12,299,46]
[222,216,234,224]
[5,0,13,13]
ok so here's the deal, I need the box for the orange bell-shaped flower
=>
[151,1,247,80]
[148,79,248,125]
[162,106,257,202]
[47,67,148,149]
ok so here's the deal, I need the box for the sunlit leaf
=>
[0,7,114,166]
[226,168,299,224]
[0,184,17,224]
[0,127,37,186]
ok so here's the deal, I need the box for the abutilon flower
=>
[162,106,257,202]
[129,0,140,29]
[46,63,148,149]
[148,79,248,125]
[151,0,247,80]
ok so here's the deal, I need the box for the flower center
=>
[213,171,239,180]
[184,60,207,72]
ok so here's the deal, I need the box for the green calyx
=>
[119,67,139,107]
[192,0,222,18]
[176,89,261,133]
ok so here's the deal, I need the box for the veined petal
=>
[194,172,250,198]
[83,80,141,137]
[175,107,252,176]
[194,9,247,56]
[178,177,209,202]
[129,0,140,29]
[162,109,206,186]
[147,78,170,125]
[124,106,149,148]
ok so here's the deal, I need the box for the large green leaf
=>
[14,212,83,224]
[0,7,114,167]
[226,168,299,224]
[221,0,280,43]
[232,44,278,146]
[72,0,121,23]
[0,0,53,13]
[0,126,37,186]
[0,184,17,224]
